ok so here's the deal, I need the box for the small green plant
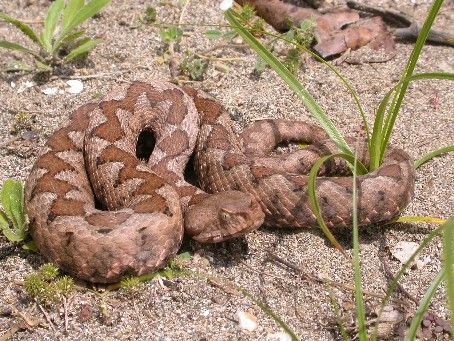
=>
[160,26,183,45]
[39,263,60,281]
[120,276,143,291]
[283,19,315,74]
[235,3,265,37]
[180,56,208,80]
[0,179,28,243]
[10,112,34,135]
[24,263,74,306]
[0,0,111,72]
[115,252,192,291]
[204,3,264,43]
[287,19,316,49]
[143,6,157,24]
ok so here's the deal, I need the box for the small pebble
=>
[0,306,12,316]
[434,325,443,333]
[237,310,257,331]
[422,319,431,328]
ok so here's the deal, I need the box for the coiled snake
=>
[25,81,415,283]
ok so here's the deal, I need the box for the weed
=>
[160,26,183,45]
[10,112,34,135]
[283,20,315,74]
[253,55,268,75]
[24,263,74,307]
[39,263,59,281]
[143,6,157,24]
[205,4,264,43]
[0,179,28,243]
[236,4,265,37]
[120,276,143,291]
[115,252,192,292]
[205,30,223,40]
[0,0,111,73]
[180,56,208,80]
[283,48,301,75]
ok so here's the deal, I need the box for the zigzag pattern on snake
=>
[25,81,415,283]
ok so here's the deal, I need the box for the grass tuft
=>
[0,0,111,72]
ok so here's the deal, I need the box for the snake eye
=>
[220,210,231,221]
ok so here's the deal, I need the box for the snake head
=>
[185,191,265,243]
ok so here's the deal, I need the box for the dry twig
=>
[346,1,454,46]
[37,303,56,332]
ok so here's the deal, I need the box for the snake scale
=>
[25,81,415,283]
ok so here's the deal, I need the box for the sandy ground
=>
[0,0,453,340]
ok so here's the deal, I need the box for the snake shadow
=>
[185,221,438,270]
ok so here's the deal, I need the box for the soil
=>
[0,0,453,340]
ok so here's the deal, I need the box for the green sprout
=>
[24,263,74,306]
[160,26,183,45]
[0,179,28,243]
[0,0,111,72]
[180,56,208,81]
[143,6,157,24]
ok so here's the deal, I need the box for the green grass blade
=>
[307,155,345,253]
[351,154,366,340]
[371,70,453,169]
[62,0,85,30]
[224,9,353,157]
[0,40,42,59]
[306,153,368,253]
[263,31,370,144]
[63,38,101,61]
[58,30,85,46]
[58,0,111,44]
[373,71,452,169]
[414,145,454,169]
[407,269,445,340]
[394,216,446,225]
[371,225,443,340]
[35,60,53,72]
[443,218,454,334]
[369,89,393,170]
[41,0,64,52]
[0,12,40,45]
[379,0,444,163]
[410,71,454,81]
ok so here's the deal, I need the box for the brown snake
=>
[25,81,415,283]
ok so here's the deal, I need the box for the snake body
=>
[25,81,415,283]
